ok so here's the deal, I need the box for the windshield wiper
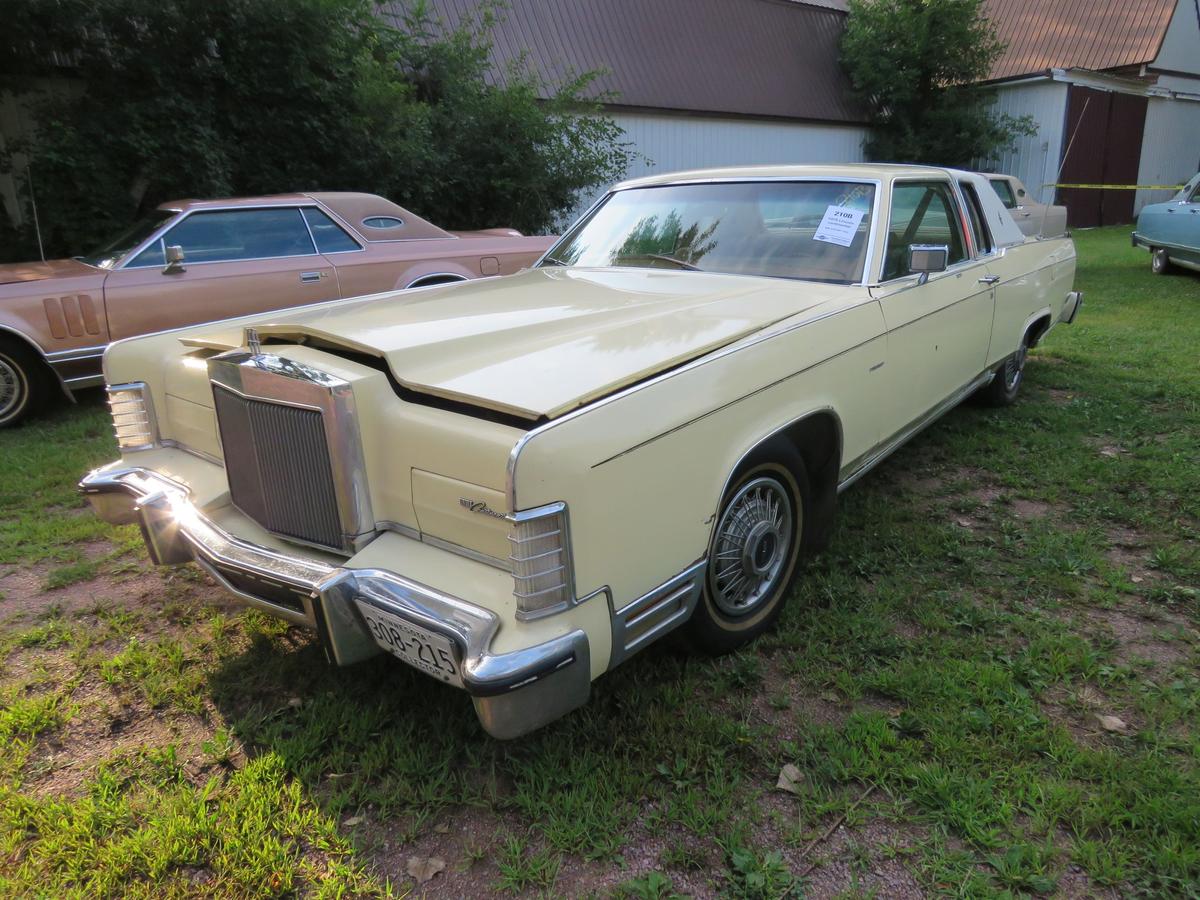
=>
[540,255,569,267]
[614,253,701,271]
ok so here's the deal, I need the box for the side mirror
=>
[163,244,186,274]
[908,244,949,284]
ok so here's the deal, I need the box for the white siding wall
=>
[1136,0,1200,213]
[567,111,869,222]
[1135,97,1200,213]
[985,80,1070,204]
[1154,0,1200,78]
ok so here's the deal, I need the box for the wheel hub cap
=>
[0,356,19,416]
[1006,344,1027,391]
[711,476,794,617]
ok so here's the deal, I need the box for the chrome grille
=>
[212,385,344,550]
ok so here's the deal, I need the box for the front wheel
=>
[0,339,48,429]
[1151,248,1173,275]
[688,448,808,654]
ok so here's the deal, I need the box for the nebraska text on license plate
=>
[356,601,463,687]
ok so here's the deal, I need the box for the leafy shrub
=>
[0,0,634,260]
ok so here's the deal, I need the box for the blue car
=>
[1133,172,1200,275]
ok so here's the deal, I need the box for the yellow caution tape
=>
[1043,183,1185,190]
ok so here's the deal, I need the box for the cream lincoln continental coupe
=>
[81,165,1082,738]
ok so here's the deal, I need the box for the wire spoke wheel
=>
[0,352,25,421]
[1003,342,1027,393]
[710,476,794,617]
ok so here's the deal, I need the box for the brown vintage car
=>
[0,192,555,426]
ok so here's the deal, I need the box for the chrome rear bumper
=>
[79,465,589,739]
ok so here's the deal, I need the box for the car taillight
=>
[509,502,574,619]
[107,383,157,451]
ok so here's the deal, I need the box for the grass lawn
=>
[0,225,1197,897]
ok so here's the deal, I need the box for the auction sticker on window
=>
[813,205,865,247]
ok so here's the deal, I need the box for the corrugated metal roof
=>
[380,0,866,123]
[985,0,1177,81]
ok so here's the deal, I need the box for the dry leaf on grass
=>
[1096,714,1128,733]
[343,815,364,827]
[776,763,805,795]
[407,856,446,883]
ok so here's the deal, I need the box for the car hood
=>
[190,267,855,421]
[1137,201,1182,220]
[0,258,100,285]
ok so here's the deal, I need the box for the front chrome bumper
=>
[79,465,590,739]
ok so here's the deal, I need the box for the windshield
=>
[544,181,876,284]
[81,209,175,269]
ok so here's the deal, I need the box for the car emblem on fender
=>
[459,498,508,519]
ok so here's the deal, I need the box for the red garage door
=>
[1057,85,1148,228]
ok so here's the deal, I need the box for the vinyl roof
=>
[984,0,1177,81]
[381,0,866,124]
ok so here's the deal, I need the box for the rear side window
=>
[958,182,994,254]
[883,181,967,280]
[302,208,361,253]
[128,208,316,266]
[989,179,1017,209]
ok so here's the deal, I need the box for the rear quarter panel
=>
[986,236,1076,366]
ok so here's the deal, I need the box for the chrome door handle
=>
[300,271,323,283]
[978,275,1000,285]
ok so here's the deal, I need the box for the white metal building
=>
[402,0,870,217]
[982,0,1200,225]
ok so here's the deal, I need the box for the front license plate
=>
[356,601,463,687]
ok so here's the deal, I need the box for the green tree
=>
[0,0,633,260]
[839,0,1033,165]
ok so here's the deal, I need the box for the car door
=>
[871,179,994,441]
[101,207,338,340]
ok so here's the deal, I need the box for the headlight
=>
[509,502,574,619]
[107,383,157,451]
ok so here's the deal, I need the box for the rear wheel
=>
[688,447,808,654]
[0,339,48,428]
[977,334,1029,407]
[1151,248,1173,275]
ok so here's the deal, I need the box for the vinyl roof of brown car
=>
[155,191,452,242]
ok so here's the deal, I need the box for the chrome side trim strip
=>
[62,374,105,389]
[45,345,106,362]
[608,560,705,670]
[421,533,510,571]
[838,367,995,492]
[377,519,421,540]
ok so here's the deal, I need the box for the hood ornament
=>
[245,327,262,356]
